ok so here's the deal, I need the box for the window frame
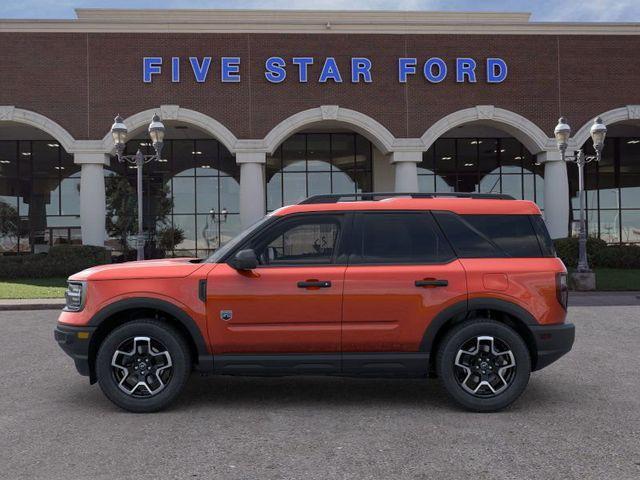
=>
[226,212,352,268]
[349,210,457,266]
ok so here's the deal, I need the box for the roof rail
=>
[298,192,515,204]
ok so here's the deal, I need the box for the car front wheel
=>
[96,319,191,413]
[436,319,531,412]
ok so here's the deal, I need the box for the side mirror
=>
[228,249,258,271]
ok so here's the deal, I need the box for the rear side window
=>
[353,212,454,264]
[530,215,556,257]
[434,212,550,258]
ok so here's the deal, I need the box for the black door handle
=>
[297,280,332,288]
[415,279,449,287]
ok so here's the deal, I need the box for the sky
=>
[1,0,640,22]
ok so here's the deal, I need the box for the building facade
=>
[1,9,640,256]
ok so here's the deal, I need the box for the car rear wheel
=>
[96,319,191,413]
[436,319,531,412]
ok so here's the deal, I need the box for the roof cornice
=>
[0,9,639,35]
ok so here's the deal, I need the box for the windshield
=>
[206,215,273,263]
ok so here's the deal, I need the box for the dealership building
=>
[1,9,640,256]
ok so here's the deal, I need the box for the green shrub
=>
[592,245,640,269]
[0,245,110,279]
[553,237,607,268]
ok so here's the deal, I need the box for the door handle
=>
[415,279,448,287]
[297,280,332,289]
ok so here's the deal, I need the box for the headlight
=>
[64,281,86,312]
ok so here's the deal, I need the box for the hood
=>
[69,258,206,281]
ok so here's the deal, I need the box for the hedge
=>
[554,237,640,269]
[0,245,110,279]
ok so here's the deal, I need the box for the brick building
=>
[1,9,639,255]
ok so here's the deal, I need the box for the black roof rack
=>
[298,192,515,204]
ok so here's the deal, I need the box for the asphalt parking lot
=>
[0,307,639,480]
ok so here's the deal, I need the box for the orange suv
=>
[55,193,574,412]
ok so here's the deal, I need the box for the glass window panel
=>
[418,174,435,193]
[332,171,356,194]
[0,141,18,177]
[419,147,435,174]
[500,138,523,173]
[598,188,619,209]
[436,174,455,192]
[599,210,620,243]
[282,173,307,205]
[479,174,501,194]
[620,137,640,174]
[435,139,456,174]
[220,214,241,248]
[60,150,79,177]
[46,216,80,227]
[456,139,477,172]
[219,146,239,180]
[0,178,18,208]
[308,172,331,197]
[51,227,69,246]
[501,175,523,199]
[31,178,59,215]
[0,195,20,253]
[282,135,305,172]
[455,174,479,193]
[621,210,640,243]
[198,212,220,251]
[261,219,340,265]
[219,176,240,213]
[621,184,640,208]
[307,134,331,171]
[266,148,282,179]
[535,174,545,209]
[32,141,59,177]
[70,227,82,245]
[19,141,32,178]
[195,176,219,214]
[195,139,219,173]
[60,177,80,215]
[478,138,499,173]
[523,174,535,202]
[267,172,283,212]
[355,134,372,171]
[331,134,355,172]
[172,177,195,214]
[353,170,372,193]
[172,140,195,176]
[172,215,196,251]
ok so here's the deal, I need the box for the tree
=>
[105,175,177,255]
[0,201,21,251]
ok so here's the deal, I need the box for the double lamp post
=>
[554,116,607,275]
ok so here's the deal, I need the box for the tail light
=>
[556,272,568,310]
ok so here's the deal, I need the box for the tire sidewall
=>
[437,320,531,412]
[96,320,191,413]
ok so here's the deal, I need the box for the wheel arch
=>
[422,298,539,373]
[87,298,212,383]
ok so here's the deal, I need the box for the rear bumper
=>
[54,323,96,379]
[530,322,575,371]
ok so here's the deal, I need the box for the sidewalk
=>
[1,292,639,311]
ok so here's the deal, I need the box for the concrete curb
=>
[0,299,65,311]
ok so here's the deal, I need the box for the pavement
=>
[1,307,639,479]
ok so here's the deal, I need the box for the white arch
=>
[0,106,76,152]
[420,105,553,154]
[100,105,239,154]
[263,106,396,155]
[572,105,640,148]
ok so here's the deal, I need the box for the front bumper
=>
[54,324,96,379]
[530,322,575,371]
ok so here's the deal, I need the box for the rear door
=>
[341,211,467,360]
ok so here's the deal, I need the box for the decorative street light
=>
[202,207,229,251]
[554,116,607,273]
[110,113,165,261]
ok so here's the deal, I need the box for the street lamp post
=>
[110,114,166,261]
[554,116,607,273]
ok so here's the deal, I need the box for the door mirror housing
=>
[228,249,258,271]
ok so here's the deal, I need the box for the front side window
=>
[354,212,454,264]
[254,216,342,266]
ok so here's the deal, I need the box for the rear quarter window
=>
[434,212,552,258]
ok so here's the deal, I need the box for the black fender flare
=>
[419,297,537,353]
[88,297,213,371]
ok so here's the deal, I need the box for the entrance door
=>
[341,212,467,370]
[206,213,347,356]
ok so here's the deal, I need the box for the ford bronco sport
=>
[55,192,574,413]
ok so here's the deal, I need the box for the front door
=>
[341,212,467,358]
[206,213,347,356]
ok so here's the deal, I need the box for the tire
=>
[436,319,531,412]
[96,319,192,413]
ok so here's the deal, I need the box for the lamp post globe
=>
[110,115,128,156]
[590,117,607,155]
[554,117,571,155]
[148,113,166,157]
